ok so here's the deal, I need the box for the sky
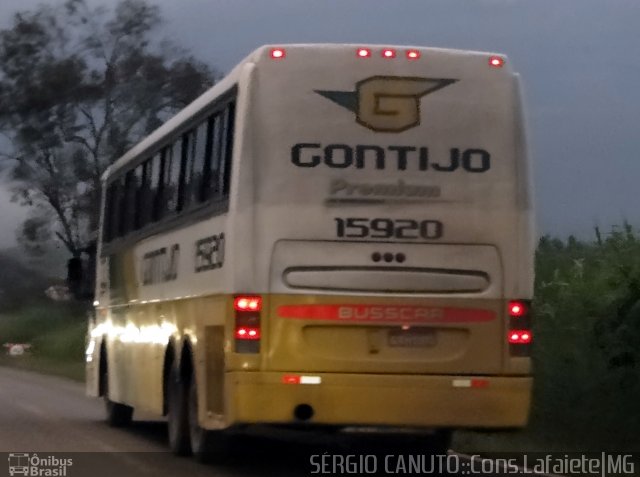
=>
[1,0,639,248]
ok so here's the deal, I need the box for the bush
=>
[458,223,640,452]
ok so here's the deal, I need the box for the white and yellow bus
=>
[85,44,535,459]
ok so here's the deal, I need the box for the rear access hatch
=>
[265,240,504,375]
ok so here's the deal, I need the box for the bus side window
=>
[193,121,210,203]
[114,176,126,238]
[123,169,139,234]
[180,129,198,211]
[136,159,152,228]
[165,143,181,214]
[221,102,235,197]
[202,113,221,201]
[151,151,164,222]
[103,184,114,242]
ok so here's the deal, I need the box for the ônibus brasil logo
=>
[8,453,73,476]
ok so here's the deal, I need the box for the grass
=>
[0,301,87,382]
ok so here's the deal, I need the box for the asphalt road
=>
[0,366,535,477]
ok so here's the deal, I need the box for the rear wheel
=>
[100,361,133,427]
[167,364,191,456]
[188,368,233,463]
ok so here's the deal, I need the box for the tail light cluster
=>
[507,300,532,357]
[234,295,262,353]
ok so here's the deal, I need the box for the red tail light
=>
[508,301,526,317]
[356,48,371,58]
[234,295,262,353]
[234,296,262,312]
[507,299,532,356]
[235,327,261,340]
[508,330,532,344]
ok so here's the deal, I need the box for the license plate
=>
[388,328,436,347]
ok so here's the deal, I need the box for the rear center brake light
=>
[382,48,396,59]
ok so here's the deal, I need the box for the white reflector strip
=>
[300,376,322,385]
[452,379,472,388]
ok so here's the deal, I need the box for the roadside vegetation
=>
[1,224,639,450]
[0,301,86,381]
[458,223,640,452]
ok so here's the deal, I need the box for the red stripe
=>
[277,304,495,323]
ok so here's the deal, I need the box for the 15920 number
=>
[334,218,443,240]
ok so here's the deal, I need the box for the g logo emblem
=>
[316,76,457,132]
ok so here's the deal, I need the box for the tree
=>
[0,0,216,257]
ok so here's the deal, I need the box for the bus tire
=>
[188,368,232,463]
[101,362,133,427]
[167,364,191,456]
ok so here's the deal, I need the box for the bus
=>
[85,44,535,460]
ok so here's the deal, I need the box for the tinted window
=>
[160,144,180,216]
[203,114,222,201]
[194,121,211,204]
[133,162,147,230]
[113,176,126,238]
[222,102,235,196]
[180,129,197,210]
[122,170,138,234]
[150,152,163,221]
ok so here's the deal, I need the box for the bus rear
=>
[226,45,534,434]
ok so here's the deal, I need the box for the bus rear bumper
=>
[218,372,531,429]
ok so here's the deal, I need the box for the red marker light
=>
[489,56,505,68]
[270,48,286,59]
[508,301,526,317]
[471,379,489,388]
[234,296,262,312]
[282,375,301,384]
[406,49,420,60]
[356,48,371,58]
[382,48,396,59]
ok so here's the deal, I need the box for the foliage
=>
[457,224,640,452]
[0,250,50,312]
[0,0,216,256]
[0,302,86,381]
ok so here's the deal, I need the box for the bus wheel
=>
[101,363,133,427]
[167,365,191,456]
[188,369,232,463]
